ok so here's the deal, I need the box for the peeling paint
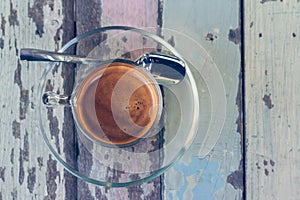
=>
[11,188,17,200]
[14,60,22,87]
[54,27,63,51]
[19,148,25,185]
[28,0,55,37]
[27,167,36,193]
[12,120,21,139]
[1,14,6,36]
[37,157,43,169]
[262,94,274,109]
[128,175,143,200]
[264,168,269,176]
[228,28,241,45]
[157,0,163,32]
[0,38,4,49]
[19,89,29,120]
[236,72,243,135]
[226,69,245,193]
[270,159,275,167]
[8,1,19,27]
[260,0,277,3]
[77,180,93,200]
[205,32,217,42]
[47,108,60,154]
[14,38,18,55]
[250,22,254,28]
[14,60,29,120]
[22,131,29,161]
[105,163,124,186]
[45,155,59,200]
[77,141,93,199]
[0,167,5,182]
[167,35,175,47]
[227,160,244,190]
[172,157,224,199]
[44,80,61,153]
[95,187,108,200]
[10,148,14,164]
[256,162,261,169]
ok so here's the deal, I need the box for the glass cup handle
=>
[42,91,71,107]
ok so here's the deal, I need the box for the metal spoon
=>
[20,48,186,85]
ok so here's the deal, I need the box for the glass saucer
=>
[37,26,225,187]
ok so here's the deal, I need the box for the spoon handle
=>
[20,48,102,64]
[20,48,186,84]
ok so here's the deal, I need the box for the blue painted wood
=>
[162,0,243,199]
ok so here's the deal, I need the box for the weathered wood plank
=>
[245,1,300,199]
[0,0,76,199]
[162,0,243,199]
[75,0,164,199]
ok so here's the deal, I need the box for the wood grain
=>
[0,0,73,199]
[245,1,300,199]
[74,0,164,199]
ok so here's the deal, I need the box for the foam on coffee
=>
[75,62,160,146]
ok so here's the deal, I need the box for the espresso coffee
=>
[75,62,160,146]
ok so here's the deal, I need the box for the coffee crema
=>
[75,62,160,146]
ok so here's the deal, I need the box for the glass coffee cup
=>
[34,26,200,187]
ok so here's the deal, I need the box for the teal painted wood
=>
[162,0,243,199]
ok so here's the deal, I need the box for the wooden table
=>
[1,0,299,199]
